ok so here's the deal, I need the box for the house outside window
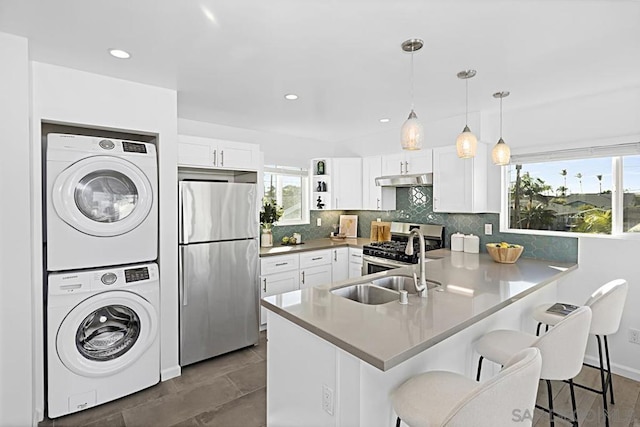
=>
[263,166,309,226]
[504,145,640,236]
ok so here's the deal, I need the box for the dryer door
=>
[56,290,158,378]
[52,156,154,237]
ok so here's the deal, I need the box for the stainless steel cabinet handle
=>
[334,250,337,261]
[263,278,267,292]
[351,253,361,258]
[301,271,305,284]
[405,161,409,173]
[221,150,224,166]
[275,262,288,266]
[213,149,217,166]
[335,198,338,207]
[400,161,404,174]
[377,198,380,209]
[312,257,322,261]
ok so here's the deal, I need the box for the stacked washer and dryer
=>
[45,133,160,418]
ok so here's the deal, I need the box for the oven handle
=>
[362,255,412,269]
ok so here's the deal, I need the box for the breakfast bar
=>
[262,250,577,426]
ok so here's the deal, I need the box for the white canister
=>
[463,234,479,254]
[451,233,465,252]
[293,232,302,243]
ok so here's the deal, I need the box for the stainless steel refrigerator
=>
[178,181,259,366]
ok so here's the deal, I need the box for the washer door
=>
[56,291,158,378]
[52,156,153,237]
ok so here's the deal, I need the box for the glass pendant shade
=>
[455,125,478,158]
[492,138,511,165]
[401,110,423,150]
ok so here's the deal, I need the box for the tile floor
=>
[40,330,640,426]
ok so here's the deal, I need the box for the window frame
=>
[500,143,640,239]
[263,165,310,226]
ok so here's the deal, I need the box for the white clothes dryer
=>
[46,133,158,271]
[47,263,160,418]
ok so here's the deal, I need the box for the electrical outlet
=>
[322,384,334,415]
[629,328,640,344]
[317,218,322,226]
[484,224,493,235]
[377,218,381,222]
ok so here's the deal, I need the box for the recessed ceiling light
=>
[379,118,390,123]
[284,94,298,100]
[109,49,131,59]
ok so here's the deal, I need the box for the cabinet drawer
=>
[349,248,363,264]
[260,254,299,275]
[299,249,332,269]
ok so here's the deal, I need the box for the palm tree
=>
[596,174,603,194]
[573,206,612,234]
[560,169,568,190]
[519,203,557,230]
[575,173,583,193]
[557,185,568,197]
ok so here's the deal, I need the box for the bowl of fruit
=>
[281,235,302,245]
[486,242,524,264]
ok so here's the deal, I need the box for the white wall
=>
[0,32,33,427]
[31,63,180,420]
[178,118,339,167]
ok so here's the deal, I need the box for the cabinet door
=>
[333,158,362,210]
[432,145,473,212]
[260,270,300,326]
[348,248,363,278]
[381,153,405,176]
[405,149,433,174]
[218,140,259,171]
[299,249,331,269]
[178,135,215,168]
[331,248,349,283]
[300,265,332,289]
[362,156,381,210]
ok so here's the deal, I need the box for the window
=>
[505,144,640,236]
[263,166,309,226]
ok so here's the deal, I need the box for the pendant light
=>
[400,38,424,151]
[492,91,511,165]
[455,69,478,158]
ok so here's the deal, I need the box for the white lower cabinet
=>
[259,270,299,326]
[348,247,363,278]
[331,248,349,283]
[300,264,332,289]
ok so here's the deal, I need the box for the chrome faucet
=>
[405,229,428,297]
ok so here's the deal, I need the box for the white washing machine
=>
[47,263,160,418]
[46,133,158,271]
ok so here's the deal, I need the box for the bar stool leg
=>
[536,322,542,336]
[604,335,614,404]
[396,416,401,427]
[476,356,484,381]
[546,380,555,427]
[596,335,610,427]
[568,379,578,426]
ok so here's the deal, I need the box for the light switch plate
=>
[484,224,493,235]
[317,218,322,226]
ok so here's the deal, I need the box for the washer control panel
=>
[122,141,147,154]
[100,272,118,285]
[125,267,150,283]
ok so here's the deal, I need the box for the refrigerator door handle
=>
[179,247,188,306]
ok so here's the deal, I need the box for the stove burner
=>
[363,237,442,264]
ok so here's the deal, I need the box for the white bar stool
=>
[532,279,628,427]
[391,347,542,427]
[475,306,592,426]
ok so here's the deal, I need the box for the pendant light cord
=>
[410,51,415,110]
[499,96,503,139]
[465,78,469,125]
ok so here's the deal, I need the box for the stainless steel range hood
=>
[375,173,433,187]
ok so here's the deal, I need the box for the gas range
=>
[362,222,444,270]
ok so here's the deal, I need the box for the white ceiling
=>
[1,0,639,144]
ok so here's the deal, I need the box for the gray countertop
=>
[261,250,577,371]
[259,237,372,257]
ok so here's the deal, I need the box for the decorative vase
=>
[261,227,273,247]
[317,181,322,191]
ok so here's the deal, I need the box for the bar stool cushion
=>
[474,330,537,366]
[391,348,541,427]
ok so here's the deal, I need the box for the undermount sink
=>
[330,275,441,305]
[371,275,441,293]
[331,284,399,305]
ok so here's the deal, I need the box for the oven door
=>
[362,255,412,275]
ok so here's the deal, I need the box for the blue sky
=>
[510,155,640,195]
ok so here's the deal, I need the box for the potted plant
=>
[259,198,283,247]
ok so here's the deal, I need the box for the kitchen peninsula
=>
[262,250,577,426]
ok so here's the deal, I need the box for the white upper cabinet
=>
[178,135,259,171]
[312,158,362,210]
[381,150,432,176]
[432,142,497,213]
[362,156,396,210]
